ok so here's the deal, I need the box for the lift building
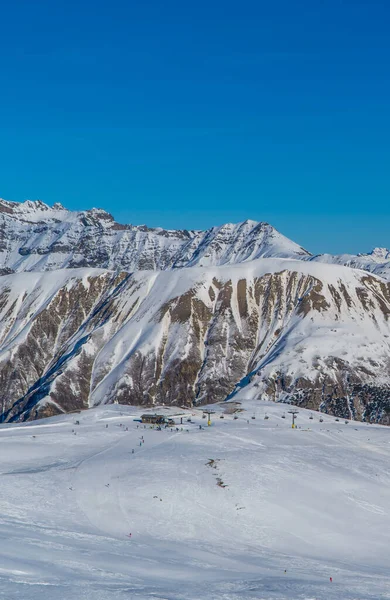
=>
[141,414,175,426]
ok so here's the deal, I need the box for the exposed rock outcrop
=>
[0,260,389,424]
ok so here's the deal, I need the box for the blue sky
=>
[0,0,389,254]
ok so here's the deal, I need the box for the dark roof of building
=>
[141,414,165,419]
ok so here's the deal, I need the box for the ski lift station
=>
[140,414,175,427]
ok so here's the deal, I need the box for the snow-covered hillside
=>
[0,260,389,423]
[0,401,389,599]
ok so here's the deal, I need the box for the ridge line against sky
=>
[0,0,389,254]
[0,195,388,258]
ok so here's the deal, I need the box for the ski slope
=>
[0,401,389,599]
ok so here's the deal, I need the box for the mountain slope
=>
[0,260,389,423]
[0,403,389,599]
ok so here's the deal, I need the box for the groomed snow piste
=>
[0,400,389,599]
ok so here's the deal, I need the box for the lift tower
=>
[203,410,215,426]
[288,409,299,429]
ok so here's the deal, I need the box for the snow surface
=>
[0,400,389,599]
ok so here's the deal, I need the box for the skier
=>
[330,577,332,583]
[128,532,132,539]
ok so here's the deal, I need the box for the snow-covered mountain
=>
[0,260,389,423]
[0,198,309,273]
[310,248,390,281]
[0,197,389,423]
[1,198,389,281]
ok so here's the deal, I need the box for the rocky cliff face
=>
[0,261,389,424]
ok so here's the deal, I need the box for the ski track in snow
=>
[0,401,389,599]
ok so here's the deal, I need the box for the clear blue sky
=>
[0,0,389,254]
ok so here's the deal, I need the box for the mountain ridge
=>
[0,198,310,273]
[1,197,389,280]
[0,197,389,423]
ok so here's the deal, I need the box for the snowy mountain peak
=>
[0,198,310,273]
[52,202,67,210]
[362,247,390,260]
[0,197,387,281]
[0,198,69,221]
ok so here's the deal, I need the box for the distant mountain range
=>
[0,198,309,272]
[0,198,389,423]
